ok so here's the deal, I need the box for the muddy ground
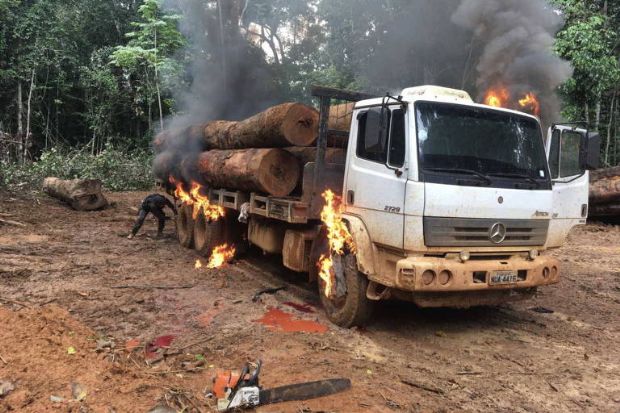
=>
[0,190,619,413]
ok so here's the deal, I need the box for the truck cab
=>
[320,86,599,325]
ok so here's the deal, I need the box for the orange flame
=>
[317,255,334,297]
[518,92,541,117]
[207,244,236,269]
[195,259,203,269]
[317,190,355,298]
[484,87,510,108]
[483,86,541,118]
[170,178,225,222]
[320,190,355,255]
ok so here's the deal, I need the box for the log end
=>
[258,149,301,197]
[281,103,319,147]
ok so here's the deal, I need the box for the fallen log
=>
[284,147,346,165]
[194,148,301,197]
[43,178,108,211]
[202,103,319,149]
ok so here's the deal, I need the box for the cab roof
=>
[354,85,539,122]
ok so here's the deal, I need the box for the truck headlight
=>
[459,251,470,263]
[528,249,539,260]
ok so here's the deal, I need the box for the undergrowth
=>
[0,146,154,192]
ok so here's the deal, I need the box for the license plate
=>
[490,270,519,285]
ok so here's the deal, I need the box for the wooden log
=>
[284,147,346,165]
[328,103,354,132]
[43,178,108,211]
[202,103,319,149]
[589,203,620,217]
[590,166,620,181]
[589,176,620,205]
[194,149,300,197]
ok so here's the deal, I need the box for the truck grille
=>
[424,217,549,247]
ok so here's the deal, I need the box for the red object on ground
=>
[145,335,176,359]
[255,308,328,333]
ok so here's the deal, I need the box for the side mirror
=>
[580,132,600,171]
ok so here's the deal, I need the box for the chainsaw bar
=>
[258,378,351,405]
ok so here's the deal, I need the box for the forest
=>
[0,0,618,189]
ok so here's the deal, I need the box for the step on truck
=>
[171,85,600,327]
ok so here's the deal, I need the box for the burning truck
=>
[154,85,599,327]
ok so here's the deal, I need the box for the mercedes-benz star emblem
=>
[489,222,507,244]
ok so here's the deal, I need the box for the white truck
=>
[174,85,600,327]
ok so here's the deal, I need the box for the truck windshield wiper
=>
[487,172,541,188]
[422,167,492,185]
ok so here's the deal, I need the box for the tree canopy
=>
[0,0,618,166]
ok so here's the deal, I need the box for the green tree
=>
[555,0,620,165]
[112,0,185,131]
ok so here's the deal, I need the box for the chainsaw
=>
[214,360,351,411]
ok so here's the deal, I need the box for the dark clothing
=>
[131,194,176,237]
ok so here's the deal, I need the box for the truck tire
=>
[318,254,374,328]
[177,205,195,249]
[194,213,226,257]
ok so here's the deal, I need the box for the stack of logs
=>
[154,102,353,197]
[589,166,620,221]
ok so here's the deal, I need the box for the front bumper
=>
[391,254,560,293]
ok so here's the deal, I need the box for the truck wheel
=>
[177,205,195,249]
[318,254,374,328]
[194,213,225,257]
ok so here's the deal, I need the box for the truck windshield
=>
[416,101,549,188]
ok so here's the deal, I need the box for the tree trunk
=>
[202,102,319,149]
[16,81,23,163]
[594,93,601,131]
[24,67,36,162]
[193,148,301,197]
[605,91,616,166]
[154,28,164,132]
[43,177,109,211]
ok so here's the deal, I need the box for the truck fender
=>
[342,214,376,277]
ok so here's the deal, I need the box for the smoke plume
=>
[354,0,571,123]
[156,0,573,184]
[451,0,573,123]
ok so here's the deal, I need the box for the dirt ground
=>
[0,190,619,413]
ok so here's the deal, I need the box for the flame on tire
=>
[170,177,225,222]
[317,190,355,298]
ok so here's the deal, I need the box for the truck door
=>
[546,125,599,247]
[344,105,408,249]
